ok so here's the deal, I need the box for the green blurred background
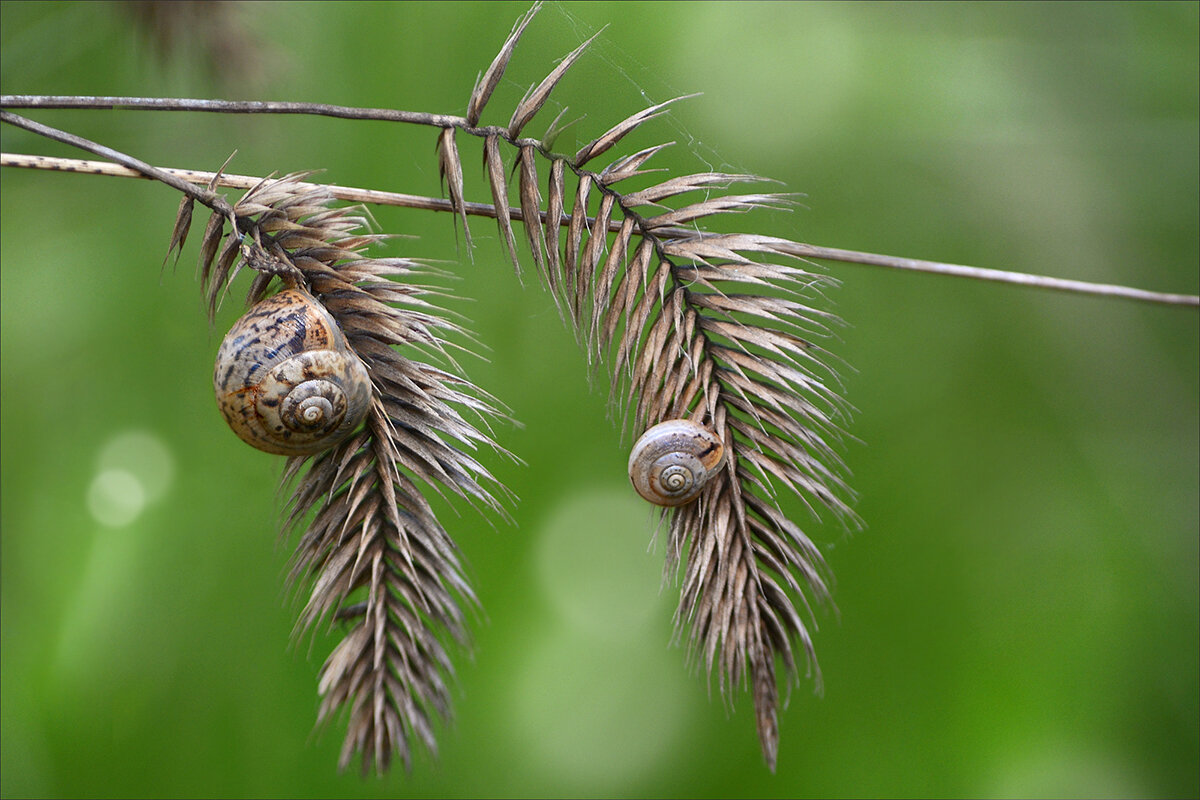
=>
[2,2,1197,797]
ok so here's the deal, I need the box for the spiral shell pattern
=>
[214,288,371,456]
[628,419,725,507]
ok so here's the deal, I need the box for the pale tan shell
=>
[628,419,725,507]
[213,288,371,456]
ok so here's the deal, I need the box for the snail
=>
[628,419,725,507]
[213,287,372,456]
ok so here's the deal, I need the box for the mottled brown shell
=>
[213,288,371,456]
[628,419,725,507]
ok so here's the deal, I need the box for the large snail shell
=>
[214,288,371,456]
[628,419,725,507]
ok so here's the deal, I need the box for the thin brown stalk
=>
[4,153,1194,308]
[1,93,467,128]
[0,112,234,221]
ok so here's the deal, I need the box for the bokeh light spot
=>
[97,429,174,502]
[85,430,175,526]
[535,487,669,640]
[507,627,692,792]
[86,468,146,528]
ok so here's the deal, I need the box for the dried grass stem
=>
[4,151,1194,308]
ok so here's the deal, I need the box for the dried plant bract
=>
[448,5,858,770]
[182,174,511,774]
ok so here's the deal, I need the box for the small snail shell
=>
[628,419,725,507]
[214,288,371,456]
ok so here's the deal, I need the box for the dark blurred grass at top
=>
[1,2,1197,798]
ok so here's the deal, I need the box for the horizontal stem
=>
[3,152,1197,309]
[1,94,466,128]
[772,242,1200,308]
[0,151,505,217]
[0,113,235,219]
